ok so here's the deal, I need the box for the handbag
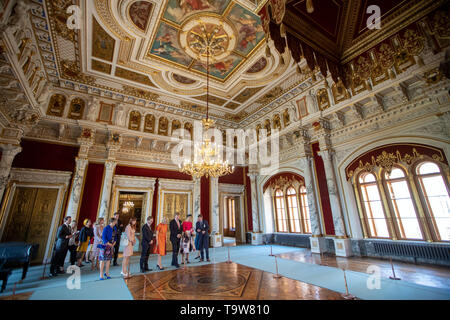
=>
[121,233,129,246]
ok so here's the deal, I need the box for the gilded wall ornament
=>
[47,94,66,117]
[316,88,330,111]
[68,98,85,120]
[129,111,141,131]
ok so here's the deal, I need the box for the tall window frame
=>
[383,166,424,240]
[414,161,450,242]
[357,172,390,238]
[286,187,301,233]
[354,159,450,242]
[226,197,236,230]
[299,186,311,234]
[274,189,288,233]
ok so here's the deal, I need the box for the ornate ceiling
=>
[41,0,292,125]
[29,0,446,126]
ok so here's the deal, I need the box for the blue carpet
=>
[29,277,133,300]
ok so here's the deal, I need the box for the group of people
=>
[49,212,210,280]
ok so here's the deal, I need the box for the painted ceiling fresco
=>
[37,0,436,125]
[148,0,265,81]
[129,1,154,31]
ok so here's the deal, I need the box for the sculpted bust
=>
[114,104,126,126]
[37,82,51,105]
[87,97,99,122]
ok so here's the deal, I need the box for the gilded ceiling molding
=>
[342,0,446,63]
[94,0,131,41]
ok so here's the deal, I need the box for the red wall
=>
[312,142,335,235]
[12,139,78,172]
[11,140,79,225]
[218,166,245,184]
[77,163,104,228]
[244,167,253,231]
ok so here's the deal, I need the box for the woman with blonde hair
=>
[155,216,168,270]
[91,217,104,271]
[121,217,136,277]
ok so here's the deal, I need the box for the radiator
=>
[372,241,450,262]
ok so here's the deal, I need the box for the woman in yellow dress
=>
[77,219,93,267]
[155,217,168,270]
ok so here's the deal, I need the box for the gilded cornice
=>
[341,0,445,63]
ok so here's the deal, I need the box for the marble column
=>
[299,156,326,253]
[65,157,88,218]
[318,149,352,256]
[98,160,117,219]
[0,144,22,202]
[210,177,222,247]
[193,177,201,222]
[298,156,321,236]
[248,172,263,245]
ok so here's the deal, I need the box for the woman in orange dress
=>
[156,217,168,270]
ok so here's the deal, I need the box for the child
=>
[180,230,196,264]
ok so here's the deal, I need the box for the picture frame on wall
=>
[97,102,114,124]
[296,97,308,119]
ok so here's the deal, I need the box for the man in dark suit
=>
[50,216,73,276]
[113,212,124,266]
[169,213,183,268]
[140,216,154,273]
[196,214,210,262]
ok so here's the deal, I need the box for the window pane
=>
[420,175,450,241]
[418,162,440,175]
[287,187,296,196]
[299,190,311,234]
[360,173,376,183]
[360,182,389,238]
[386,168,405,179]
[390,180,412,199]
[275,190,287,232]
[365,184,381,201]
[368,218,390,238]
[287,193,300,233]
[387,179,423,239]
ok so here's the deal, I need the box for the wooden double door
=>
[1,187,59,263]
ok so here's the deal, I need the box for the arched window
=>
[286,187,301,233]
[299,186,311,233]
[416,162,450,241]
[385,167,423,240]
[358,172,389,238]
[274,189,287,232]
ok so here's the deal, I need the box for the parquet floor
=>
[277,249,450,290]
[125,262,345,300]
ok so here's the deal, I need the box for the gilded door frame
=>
[219,193,246,244]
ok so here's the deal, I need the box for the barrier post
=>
[389,257,401,280]
[273,256,282,279]
[341,269,356,300]
[226,246,232,264]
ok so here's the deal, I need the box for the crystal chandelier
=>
[122,194,134,213]
[178,28,234,179]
